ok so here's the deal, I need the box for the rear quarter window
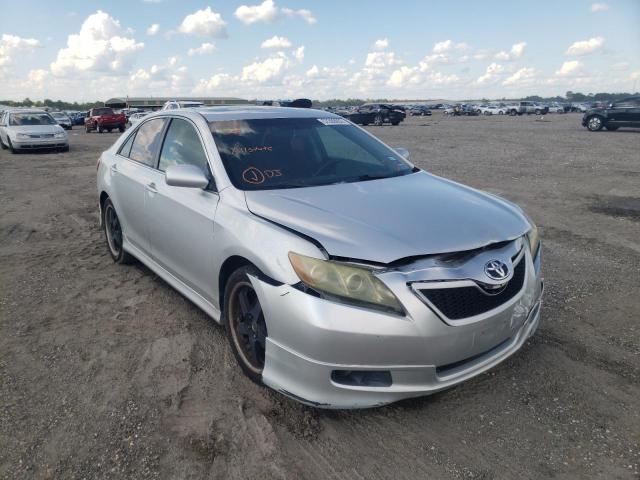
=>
[128,118,167,167]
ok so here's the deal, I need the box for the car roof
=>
[5,108,49,114]
[194,106,340,122]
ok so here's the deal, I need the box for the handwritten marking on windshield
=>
[242,167,282,184]
[232,145,273,156]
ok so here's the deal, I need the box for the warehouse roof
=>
[104,97,250,108]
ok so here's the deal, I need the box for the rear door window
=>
[129,118,167,167]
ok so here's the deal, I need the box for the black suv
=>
[582,96,640,131]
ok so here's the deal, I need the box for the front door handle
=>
[146,182,158,193]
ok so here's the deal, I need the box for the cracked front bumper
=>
[250,249,543,409]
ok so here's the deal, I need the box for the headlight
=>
[288,252,404,315]
[527,224,540,257]
[16,133,30,139]
[54,132,66,138]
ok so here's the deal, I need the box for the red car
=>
[85,107,126,133]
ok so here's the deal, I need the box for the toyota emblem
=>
[484,260,509,281]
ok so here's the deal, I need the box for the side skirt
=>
[124,240,222,323]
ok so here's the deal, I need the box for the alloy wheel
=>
[587,116,603,131]
[104,204,123,257]
[228,281,267,374]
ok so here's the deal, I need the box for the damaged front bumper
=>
[249,244,543,408]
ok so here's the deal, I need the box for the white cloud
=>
[146,24,160,36]
[293,45,305,62]
[503,67,537,86]
[373,38,389,50]
[556,60,583,76]
[477,63,505,84]
[129,57,192,94]
[432,40,468,53]
[187,42,216,56]
[590,3,609,12]
[235,0,280,24]
[306,65,319,78]
[611,62,629,71]
[495,42,527,61]
[565,37,604,56]
[179,7,228,38]
[195,73,236,93]
[387,66,421,87]
[50,11,144,76]
[241,52,291,83]
[282,7,317,24]
[0,34,41,66]
[261,35,292,49]
[365,51,401,70]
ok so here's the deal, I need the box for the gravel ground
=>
[1,112,639,480]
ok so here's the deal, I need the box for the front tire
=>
[97,124,103,134]
[605,125,619,131]
[510,109,517,116]
[102,199,134,264]
[224,266,268,384]
[118,124,125,133]
[8,138,18,154]
[535,109,541,115]
[586,116,604,131]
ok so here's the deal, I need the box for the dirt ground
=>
[1,112,639,480]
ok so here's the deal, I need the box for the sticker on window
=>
[317,118,349,126]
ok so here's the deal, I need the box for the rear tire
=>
[85,124,91,133]
[223,266,267,385]
[118,124,125,133]
[374,115,383,126]
[510,110,517,116]
[605,125,619,131]
[102,199,134,264]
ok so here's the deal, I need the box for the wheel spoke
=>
[236,320,250,338]
[237,288,251,315]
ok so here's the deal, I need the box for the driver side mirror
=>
[165,164,209,189]
[395,147,410,160]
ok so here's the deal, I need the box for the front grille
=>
[419,257,526,320]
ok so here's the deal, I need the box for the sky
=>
[1,0,639,102]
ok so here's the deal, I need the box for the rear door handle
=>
[146,182,158,193]
[110,164,118,174]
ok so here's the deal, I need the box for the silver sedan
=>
[0,109,69,153]
[96,107,543,408]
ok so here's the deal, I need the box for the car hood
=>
[7,125,64,135]
[244,171,532,264]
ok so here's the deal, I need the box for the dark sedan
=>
[410,105,432,116]
[341,104,405,126]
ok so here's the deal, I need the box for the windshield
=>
[210,117,414,191]
[9,113,57,126]
[51,113,67,119]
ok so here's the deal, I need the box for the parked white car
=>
[0,109,69,153]
[161,100,205,110]
[127,112,149,127]
[480,105,506,115]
